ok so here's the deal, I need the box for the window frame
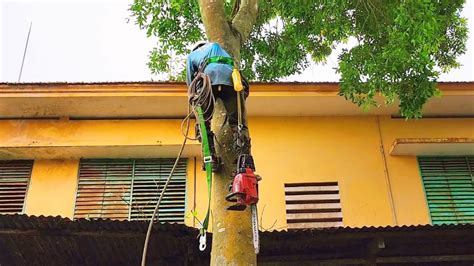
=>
[418,156,474,225]
[73,158,187,222]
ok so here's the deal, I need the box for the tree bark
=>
[198,0,258,265]
[210,102,256,266]
[232,0,259,46]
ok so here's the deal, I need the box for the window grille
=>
[0,160,33,214]
[74,159,186,223]
[418,156,474,224]
[285,182,343,229]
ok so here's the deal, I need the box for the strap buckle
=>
[203,156,213,163]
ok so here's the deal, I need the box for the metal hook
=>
[199,232,207,251]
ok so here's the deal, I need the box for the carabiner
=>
[199,232,207,251]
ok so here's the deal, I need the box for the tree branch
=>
[198,1,232,44]
[231,0,258,44]
[231,0,241,19]
[198,0,242,59]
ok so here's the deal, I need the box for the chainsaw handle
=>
[225,192,245,202]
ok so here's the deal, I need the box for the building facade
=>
[0,82,472,231]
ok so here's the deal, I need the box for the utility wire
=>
[141,110,191,266]
[18,22,33,82]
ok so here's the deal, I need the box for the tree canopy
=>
[130,0,468,118]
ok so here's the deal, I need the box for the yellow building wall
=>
[25,157,201,223]
[248,116,473,229]
[0,119,199,222]
[0,119,187,146]
[378,117,474,226]
[1,117,472,229]
[25,159,79,218]
[249,116,394,229]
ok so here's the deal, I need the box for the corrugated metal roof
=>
[0,214,207,265]
[2,213,472,234]
[267,222,474,234]
[0,213,193,232]
[0,81,472,86]
[0,214,473,265]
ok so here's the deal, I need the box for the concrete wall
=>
[0,117,472,229]
[249,116,392,229]
[24,159,79,218]
[378,117,474,226]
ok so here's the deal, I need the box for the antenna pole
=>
[18,22,33,82]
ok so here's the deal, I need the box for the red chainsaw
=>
[226,168,259,210]
[226,154,260,210]
[226,154,260,254]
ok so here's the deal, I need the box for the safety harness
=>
[207,55,234,66]
[195,106,213,251]
[188,71,214,251]
[189,56,260,254]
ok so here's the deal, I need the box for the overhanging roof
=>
[0,144,201,160]
[390,138,474,156]
[0,214,473,265]
[0,82,472,118]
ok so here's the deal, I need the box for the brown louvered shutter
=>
[75,159,133,220]
[74,159,186,223]
[285,182,343,229]
[0,160,33,214]
[131,159,187,222]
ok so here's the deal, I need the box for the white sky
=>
[1,0,473,82]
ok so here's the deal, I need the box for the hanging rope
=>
[141,71,215,265]
[141,109,192,266]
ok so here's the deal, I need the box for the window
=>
[285,182,343,229]
[74,159,187,223]
[0,160,33,214]
[418,156,474,224]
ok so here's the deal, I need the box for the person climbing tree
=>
[186,42,251,166]
[186,41,259,254]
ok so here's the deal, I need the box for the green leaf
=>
[130,0,468,118]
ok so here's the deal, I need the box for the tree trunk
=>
[198,1,259,265]
[210,101,256,266]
